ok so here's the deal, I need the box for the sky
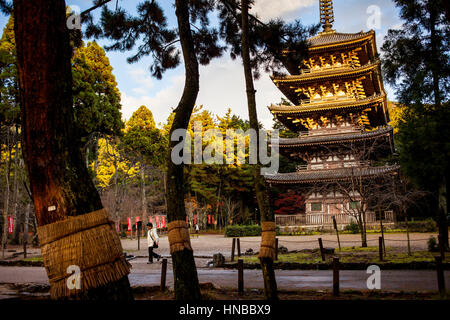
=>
[0,0,403,129]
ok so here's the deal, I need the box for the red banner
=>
[186,216,188,224]
[8,216,13,234]
[207,215,211,224]
[194,214,197,225]
[155,215,159,228]
[127,217,131,231]
[149,216,153,224]
[161,216,166,228]
[212,215,215,224]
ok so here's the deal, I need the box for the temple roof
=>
[272,60,380,84]
[274,126,393,148]
[269,93,386,115]
[308,30,375,51]
[264,165,399,185]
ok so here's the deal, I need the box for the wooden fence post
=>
[333,257,339,296]
[435,256,446,297]
[438,235,445,260]
[275,238,279,261]
[160,258,167,291]
[378,237,383,261]
[318,238,325,262]
[231,238,236,262]
[333,216,341,251]
[237,238,241,257]
[238,259,244,295]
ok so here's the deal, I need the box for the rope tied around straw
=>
[258,221,276,261]
[37,208,131,299]
[167,220,192,254]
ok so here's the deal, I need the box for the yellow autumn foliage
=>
[92,138,140,189]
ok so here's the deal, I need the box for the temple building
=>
[265,0,399,228]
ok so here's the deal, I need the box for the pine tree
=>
[216,0,315,300]
[85,0,224,300]
[12,0,133,299]
[382,0,449,248]
[72,41,124,140]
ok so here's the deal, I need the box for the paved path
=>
[120,232,436,258]
[0,258,448,293]
[1,233,437,261]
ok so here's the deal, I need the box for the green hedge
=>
[224,224,280,237]
[396,218,438,232]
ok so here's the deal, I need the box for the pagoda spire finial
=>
[319,0,335,33]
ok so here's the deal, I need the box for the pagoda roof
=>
[274,126,393,148]
[264,164,399,185]
[269,93,386,115]
[308,30,375,51]
[272,60,380,84]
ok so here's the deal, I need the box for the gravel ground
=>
[120,232,437,258]
[1,232,438,261]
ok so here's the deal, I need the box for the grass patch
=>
[23,257,43,262]
[339,246,381,252]
[239,247,450,265]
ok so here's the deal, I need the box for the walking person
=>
[195,223,199,238]
[147,222,161,264]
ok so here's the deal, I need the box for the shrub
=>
[224,224,280,237]
[428,236,439,252]
[344,221,360,234]
[396,218,438,232]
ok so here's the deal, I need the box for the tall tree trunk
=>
[429,4,448,249]
[12,126,20,244]
[141,165,147,232]
[113,152,120,232]
[23,203,30,258]
[379,208,386,256]
[93,135,99,186]
[1,126,11,258]
[163,171,168,213]
[241,0,278,300]
[404,210,411,256]
[166,0,201,300]
[429,3,442,109]
[13,0,132,299]
[357,214,367,247]
[438,177,448,249]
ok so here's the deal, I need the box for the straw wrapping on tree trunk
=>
[168,220,192,254]
[258,221,276,260]
[37,209,131,299]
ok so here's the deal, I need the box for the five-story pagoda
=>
[265,0,398,226]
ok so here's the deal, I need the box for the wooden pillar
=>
[275,238,279,261]
[160,258,167,291]
[231,238,236,262]
[237,238,241,257]
[318,238,325,261]
[438,235,446,260]
[435,256,446,297]
[333,257,339,296]
[378,237,383,261]
[238,259,244,294]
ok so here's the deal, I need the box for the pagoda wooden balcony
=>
[299,95,357,106]
[296,161,371,171]
[299,63,353,75]
[275,211,395,227]
[264,164,400,185]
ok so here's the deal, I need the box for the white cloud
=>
[250,0,317,21]
[127,67,154,90]
[121,74,185,125]
[121,56,284,130]
[196,56,283,129]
